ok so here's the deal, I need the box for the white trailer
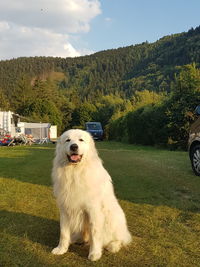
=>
[0,111,17,136]
[0,110,57,142]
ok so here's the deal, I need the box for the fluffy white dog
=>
[51,129,132,261]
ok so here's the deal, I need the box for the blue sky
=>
[0,0,200,60]
[84,0,200,52]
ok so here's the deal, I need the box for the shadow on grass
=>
[0,146,55,186]
[0,210,59,248]
[0,210,89,258]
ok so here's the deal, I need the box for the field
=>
[0,142,200,267]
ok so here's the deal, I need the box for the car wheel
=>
[190,144,200,176]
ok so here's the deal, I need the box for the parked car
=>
[85,122,103,140]
[189,105,200,175]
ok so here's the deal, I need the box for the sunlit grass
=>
[0,143,200,266]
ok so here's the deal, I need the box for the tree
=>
[165,64,200,148]
[71,102,96,128]
[131,90,165,110]
[10,75,33,114]
[0,88,9,110]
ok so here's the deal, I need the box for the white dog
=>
[51,129,132,261]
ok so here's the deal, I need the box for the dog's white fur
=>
[51,129,131,261]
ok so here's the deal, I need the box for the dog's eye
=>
[66,139,71,142]
[79,138,84,142]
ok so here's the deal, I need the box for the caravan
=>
[0,110,57,143]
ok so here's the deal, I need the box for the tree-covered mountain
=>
[0,26,200,144]
[1,26,200,97]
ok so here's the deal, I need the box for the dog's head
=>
[56,129,97,165]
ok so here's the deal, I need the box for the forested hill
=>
[1,26,200,98]
[0,26,200,138]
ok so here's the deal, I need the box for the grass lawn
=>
[0,142,200,267]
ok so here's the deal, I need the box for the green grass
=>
[0,142,200,267]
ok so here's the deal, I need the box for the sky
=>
[0,0,200,60]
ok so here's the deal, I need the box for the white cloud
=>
[0,21,10,31]
[64,43,81,57]
[0,0,101,60]
[105,17,112,22]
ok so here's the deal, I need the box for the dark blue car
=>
[85,122,103,140]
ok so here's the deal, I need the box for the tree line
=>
[0,26,200,148]
[108,64,200,149]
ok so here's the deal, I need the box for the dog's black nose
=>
[70,143,78,151]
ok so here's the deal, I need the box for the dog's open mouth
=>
[67,154,82,163]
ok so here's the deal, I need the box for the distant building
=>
[0,110,57,141]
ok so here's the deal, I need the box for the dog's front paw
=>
[51,246,68,255]
[88,251,102,261]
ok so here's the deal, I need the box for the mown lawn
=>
[0,142,200,267]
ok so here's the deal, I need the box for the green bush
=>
[108,116,128,142]
[126,105,168,145]
[108,64,200,149]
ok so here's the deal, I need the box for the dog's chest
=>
[58,167,90,209]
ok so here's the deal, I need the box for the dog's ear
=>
[55,137,61,155]
[87,132,95,146]
[56,137,61,144]
[88,133,99,157]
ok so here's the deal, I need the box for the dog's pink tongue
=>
[71,155,80,161]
